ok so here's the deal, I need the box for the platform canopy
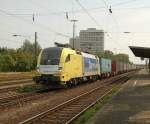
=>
[129,46,150,58]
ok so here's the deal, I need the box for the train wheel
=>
[79,78,83,84]
[92,76,96,81]
[73,79,78,86]
[66,80,72,88]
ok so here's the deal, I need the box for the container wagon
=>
[100,58,111,78]
[119,62,124,73]
[111,61,116,76]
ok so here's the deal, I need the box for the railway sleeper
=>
[32,121,47,124]
[44,115,57,120]
[79,98,98,103]
[39,119,58,124]
[65,104,87,109]
[81,97,101,102]
[67,104,84,107]
[45,114,70,119]
[65,107,82,111]
[61,107,82,111]
[46,116,70,122]
[47,112,73,118]
[55,112,77,117]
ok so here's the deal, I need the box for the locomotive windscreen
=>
[40,47,63,65]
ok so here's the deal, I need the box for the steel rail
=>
[0,78,32,86]
[66,76,130,124]
[0,82,34,94]
[19,71,134,124]
[0,88,60,108]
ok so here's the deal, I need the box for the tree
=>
[14,52,33,71]
[20,39,41,54]
[97,50,114,59]
[0,54,15,72]
[113,53,130,63]
[97,50,130,63]
[0,39,42,72]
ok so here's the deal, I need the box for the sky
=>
[0,0,150,64]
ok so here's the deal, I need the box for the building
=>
[80,28,104,54]
[69,28,104,54]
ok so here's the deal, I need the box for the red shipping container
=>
[111,61,116,75]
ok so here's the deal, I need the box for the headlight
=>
[37,69,40,72]
[58,66,62,70]
[37,66,40,72]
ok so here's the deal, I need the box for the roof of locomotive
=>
[43,47,98,59]
[81,52,98,59]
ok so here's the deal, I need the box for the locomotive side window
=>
[65,54,70,62]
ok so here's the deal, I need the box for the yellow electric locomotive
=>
[33,47,100,87]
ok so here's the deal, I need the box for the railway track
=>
[19,72,133,124]
[0,72,33,82]
[0,77,31,82]
[0,78,32,86]
[0,81,34,94]
[0,87,58,109]
[0,93,36,108]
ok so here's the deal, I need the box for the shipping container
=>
[111,61,121,75]
[119,62,124,73]
[126,63,129,71]
[100,58,111,74]
[111,61,116,75]
[123,63,127,72]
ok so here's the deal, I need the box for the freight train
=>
[33,47,139,87]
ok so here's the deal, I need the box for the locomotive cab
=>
[33,47,83,86]
[37,47,63,75]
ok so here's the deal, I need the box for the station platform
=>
[86,69,150,124]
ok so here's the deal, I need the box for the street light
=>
[12,34,31,38]
[123,32,131,34]
[12,34,21,37]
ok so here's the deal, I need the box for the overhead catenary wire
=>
[75,0,103,29]
[100,0,134,52]
[1,6,150,17]
[0,0,140,17]
[99,0,129,48]
[112,0,138,7]
[0,8,70,38]
[99,0,121,33]
[29,0,50,11]
[75,0,131,53]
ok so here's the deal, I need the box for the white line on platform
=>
[133,80,137,87]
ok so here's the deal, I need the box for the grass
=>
[16,85,47,93]
[73,85,120,124]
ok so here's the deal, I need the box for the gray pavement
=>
[86,69,150,124]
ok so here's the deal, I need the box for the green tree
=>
[14,52,33,71]
[0,39,42,72]
[97,50,114,59]
[20,39,41,54]
[0,54,15,71]
[113,53,129,63]
[97,50,130,63]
